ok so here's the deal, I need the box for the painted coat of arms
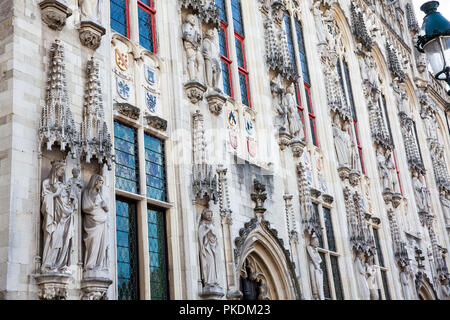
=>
[247,138,256,157]
[229,131,238,150]
[117,77,130,100]
[144,65,155,85]
[146,91,157,113]
[115,48,129,71]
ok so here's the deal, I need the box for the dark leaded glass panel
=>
[138,6,155,53]
[110,0,127,37]
[322,207,336,252]
[381,270,391,300]
[219,26,228,56]
[231,0,244,36]
[215,0,227,23]
[114,122,139,194]
[312,203,323,248]
[295,20,310,84]
[239,71,249,106]
[320,252,331,300]
[139,0,152,7]
[221,60,232,97]
[330,255,344,300]
[373,228,385,267]
[284,15,296,69]
[235,38,245,68]
[381,94,393,142]
[116,199,139,300]
[343,60,356,120]
[144,133,167,201]
[148,207,169,300]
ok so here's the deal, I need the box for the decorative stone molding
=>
[290,138,306,158]
[251,179,267,217]
[80,278,112,300]
[79,20,106,50]
[206,92,226,116]
[283,193,297,239]
[398,111,425,174]
[179,0,220,28]
[185,80,207,104]
[81,58,113,169]
[322,194,334,204]
[297,162,319,236]
[386,42,406,82]
[145,115,168,131]
[405,3,420,33]
[114,103,139,120]
[350,3,373,51]
[39,40,80,159]
[35,273,72,300]
[39,0,72,31]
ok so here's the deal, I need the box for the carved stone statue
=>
[202,28,221,91]
[332,115,351,168]
[376,146,397,192]
[271,76,287,130]
[355,251,370,300]
[82,174,109,275]
[198,208,219,289]
[67,168,84,209]
[366,255,379,300]
[412,171,432,212]
[182,14,203,82]
[307,234,324,300]
[41,160,77,274]
[437,275,450,300]
[78,0,101,21]
[311,1,333,45]
[440,191,450,225]
[284,83,304,139]
[400,264,415,300]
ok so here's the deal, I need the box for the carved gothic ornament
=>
[34,273,71,300]
[350,3,372,51]
[283,193,297,240]
[405,3,419,34]
[113,103,140,120]
[240,256,271,300]
[145,115,168,131]
[185,80,207,104]
[398,112,425,174]
[251,179,268,217]
[386,42,406,83]
[81,278,113,300]
[216,165,232,220]
[179,0,220,28]
[79,20,106,50]
[39,0,72,31]
[81,58,113,169]
[296,162,319,236]
[39,40,80,159]
[206,92,226,116]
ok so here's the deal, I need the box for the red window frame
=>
[392,150,403,195]
[235,32,251,108]
[137,0,156,54]
[220,21,234,98]
[295,83,306,138]
[304,83,318,147]
[352,120,365,174]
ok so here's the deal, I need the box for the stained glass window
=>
[330,255,344,300]
[231,0,244,36]
[144,133,167,201]
[116,199,139,300]
[215,0,227,23]
[216,1,233,98]
[114,121,139,194]
[284,15,297,69]
[381,270,391,300]
[239,71,250,107]
[110,0,128,37]
[295,20,310,84]
[373,228,385,267]
[312,203,324,248]
[148,207,169,300]
[320,252,331,300]
[138,1,156,53]
[323,207,336,252]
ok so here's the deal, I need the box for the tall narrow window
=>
[114,121,139,194]
[144,133,167,201]
[216,0,233,97]
[284,15,296,70]
[110,0,129,37]
[370,226,391,300]
[116,198,139,300]
[231,0,251,107]
[148,207,169,300]
[137,0,156,53]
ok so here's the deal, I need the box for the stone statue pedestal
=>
[34,273,72,300]
[81,277,113,300]
[278,128,292,150]
[392,193,402,208]
[290,138,306,157]
[382,190,393,204]
[226,288,243,300]
[79,20,106,50]
[200,285,225,300]
[206,91,226,115]
[39,0,72,31]
[337,166,351,181]
[185,80,207,104]
[349,169,361,186]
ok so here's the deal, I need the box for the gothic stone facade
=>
[0,0,449,300]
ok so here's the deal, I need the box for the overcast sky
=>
[412,0,450,28]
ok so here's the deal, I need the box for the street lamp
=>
[416,1,450,95]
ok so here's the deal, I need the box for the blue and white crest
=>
[146,91,157,113]
[117,77,130,100]
[144,65,156,85]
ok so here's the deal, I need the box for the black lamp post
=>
[416,1,450,95]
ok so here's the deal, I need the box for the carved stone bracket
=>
[185,80,207,104]
[35,273,72,300]
[80,277,113,300]
[290,138,306,158]
[39,0,72,31]
[79,20,106,50]
[251,179,267,218]
[278,128,292,150]
[199,285,225,300]
[145,115,168,131]
[114,103,140,120]
[206,92,226,116]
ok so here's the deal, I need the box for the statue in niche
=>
[421,109,437,140]
[284,83,304,140]
[82,174,109,274]
[202,28,221,91]
[355,251,370,300]
[311,1,333,45]
[376,146,397,192]
[439,191,450,225]
[332,115,351,168]
[271,76,287,131]
[366,254,379,300]
[198,208,220,290]
[41,160,77,274]
[182,14,203,82]
[78,0,102,22]
[67,168,84,205]
[306,233,324,300]
[437,275,450,300]
[400,263,415,300]
[412,171,432,212]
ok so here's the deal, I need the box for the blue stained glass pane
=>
[235,38,244,68]
[138,7,155,53]
[147,208,168,300]
[231,0,244,36]
[215,0,227,23]
[144,133,167,201]
[284,15,297,69]
[219,27,227,56]
[139,0,152,7]
[110,0,127,37]
[221,60,232,96]
[114,122,139,194]
[239,71,249,106]
[116,199,139,300]
[295,20,310,84]
[322,207,336,252]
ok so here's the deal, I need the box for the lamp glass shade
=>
[423,36,450,80]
